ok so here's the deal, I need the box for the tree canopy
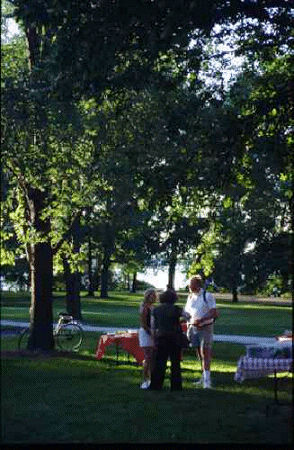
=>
[1,0,293,350]
[8,0,294,96]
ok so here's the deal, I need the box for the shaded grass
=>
[1,340,292,444]
[1,291,292,443]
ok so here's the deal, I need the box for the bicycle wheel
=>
[18,328,30,351]
[56,323,83,351]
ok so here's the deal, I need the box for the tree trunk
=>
[131,272,137,293]
[232,286,238,303]
[63,257,82,321]
[100,250,111,298]
[100,244,114,298]
[62,215,82,320]
[91,251,101,293]
[87,232,95,297]
[126,273,130,291]
[230,273,239,303]
[167,251,177,290]
[24,28,54,351]
[27,188,54,351]
[100,223,115,298]
[289,195,294,303]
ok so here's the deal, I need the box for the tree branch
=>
[52,211,82,255]
[6,159,34,265]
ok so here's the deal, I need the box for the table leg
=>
[274,370,278,403]
[116,343,119,365]
[266,370,291,417]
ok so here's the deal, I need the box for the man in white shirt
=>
[184,275,219,388]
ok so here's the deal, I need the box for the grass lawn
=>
[1,291,293,443]
[1,290,292,336]
[1,337,292,444]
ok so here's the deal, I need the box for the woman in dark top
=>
[149,289,190,391]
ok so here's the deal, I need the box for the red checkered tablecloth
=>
[234,356,292,383]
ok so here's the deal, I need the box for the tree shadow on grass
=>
[1,353,292,444]
[143,373,293,444]
[1,349,98,361]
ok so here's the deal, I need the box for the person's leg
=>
[196,344,203,368]
[199,326,213,388]
[141,347,154,387]
[199,344,211,385]
[193,343,205,385]
[150,338,168,390]
[190,330,203,384]
[202,345,212,370]
[149,346,156,375]
[170,341,182,390]
[142,348,148,379]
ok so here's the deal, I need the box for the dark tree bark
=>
[63,257,82,321]
[230,272,239,303]
[100,223,115,298]
[289,194,294,303]
[100,249,112,298]
[126,273,130,291]
[62,215,82,320]
[167,250,177,290]
[87,232,95,297]
[131,272,137,293]
[25,26,39,70]
[27,188,54,351]
[232,285,238,303]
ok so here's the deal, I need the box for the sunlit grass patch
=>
[1,290,291,336]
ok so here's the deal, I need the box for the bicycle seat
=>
[58,313,73,322]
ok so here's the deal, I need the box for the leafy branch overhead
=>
[7,0,293,96]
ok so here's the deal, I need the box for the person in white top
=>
[184,275,219,388]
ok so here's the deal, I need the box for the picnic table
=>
[234,339,292,383]
[234,334,292,413]
[95,331,145,365]
[95,323,188,365]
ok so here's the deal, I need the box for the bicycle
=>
[18,312,83,352]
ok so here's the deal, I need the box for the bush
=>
[263,274,284,297]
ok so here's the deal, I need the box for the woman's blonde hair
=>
[144,288,157,303]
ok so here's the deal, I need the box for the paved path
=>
[214,293,292,306]
[0,319,282,345]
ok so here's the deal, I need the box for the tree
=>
[61,215,83,320]
[3,0,293,346]
[1,28,96,349]
[236,55,293,297]
[212,168,292,298]
[10,1,293,97]
[232,8,293,297]
[192,55,293,299]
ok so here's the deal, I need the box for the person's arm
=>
[182,297,192,321]
[141,306,151,334]
[180,309,191,321]
[150,311,156,339]
[193,308,219,327]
